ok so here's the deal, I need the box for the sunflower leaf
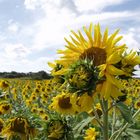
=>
[116,102,133,123]
[73,116,95,133]
[126,128,140,140]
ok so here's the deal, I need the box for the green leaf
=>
[127,128,140,140]
[73,116,95,133]
[116,102,133,123]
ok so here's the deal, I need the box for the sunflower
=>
[56,24,126,74]
[134,100,140,109]
[0,80,9,90]
[50,23,140,99]
[47,120,65,140]
[40,113,49,121]
[1,117,36,140]
[49,92,77,115]
[84,127,99,140]
[66,59,98,95]
[121,50,140,74]
[0,102,12,115]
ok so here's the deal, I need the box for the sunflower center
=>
[79,47,107,66]
[10,118,27,134]
[137,102,140,107]
[58,96,72,109]
[2,104,10,111]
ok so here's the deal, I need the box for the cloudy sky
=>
[0,0,140,73]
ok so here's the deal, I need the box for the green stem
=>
[112,106,116,134]
[102,99,109,140]
[110,108,140,140]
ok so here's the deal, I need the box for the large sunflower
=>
[56,24,126,72]
[51,24,140,99]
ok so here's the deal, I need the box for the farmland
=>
[0,78,140,140]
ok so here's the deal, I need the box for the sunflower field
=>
[0,24,140,140]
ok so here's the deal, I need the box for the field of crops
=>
[0,77,140,140]
[1,24,140,140]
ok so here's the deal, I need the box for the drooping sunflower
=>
[52,23,140,99]
[49,92,77,115]
[1,117,36,140]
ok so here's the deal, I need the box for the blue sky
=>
[0,0,140,73]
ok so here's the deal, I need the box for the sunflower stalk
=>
[102,99,109,140]
[111,106,116,134]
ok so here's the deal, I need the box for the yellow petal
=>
[52,68,68,75]
[102,27,108,45]
[106,52,121,64]
[48,62,56,68]
[101,81,111,99]
[105,73,122,89]
[70,35,80,46]
[106,65,125,75]
[83,26,93,45]
[112,36,123,46]
[98,64,107,77]
[106,29,120,49]
[111,86,123,99]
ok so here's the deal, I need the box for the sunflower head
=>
[1,117,37,140]
[49,92,77,115]
[66,59,99,95]
[9,117,29,134]
[84,127,99,140]
[47,120,65,140]
[134,100,140,109]
[0,80,9,90]
[0,102,12,114]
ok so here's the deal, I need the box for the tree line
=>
[0,71,52,80]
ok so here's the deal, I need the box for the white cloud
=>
[0,55,57,72]
[0,0,138,72]
[4,43,30,59]
[23,0,138,52]
[74,0,128,12]
[121,28,140,51]
[24,0,39,10]
[31,10,138,51]
[8,23,19,33]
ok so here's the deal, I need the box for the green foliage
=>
[0,71,51,79]
[116,102,133,123]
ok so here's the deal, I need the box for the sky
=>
[0,0,140,74]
